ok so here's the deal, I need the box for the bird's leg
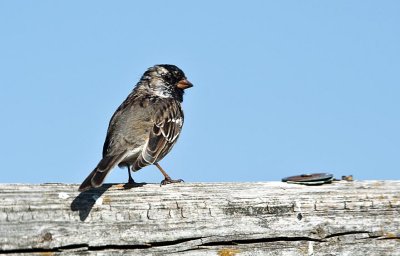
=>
[155,162,184,185]
[127,165,136,184]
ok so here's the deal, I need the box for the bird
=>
[79,64,193,192]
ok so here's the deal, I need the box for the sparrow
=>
[79,64,193,192]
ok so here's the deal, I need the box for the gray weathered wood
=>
[0,181,399,255]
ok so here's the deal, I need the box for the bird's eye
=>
[163,73,173,83]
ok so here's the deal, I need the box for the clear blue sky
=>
[1,1,399,184]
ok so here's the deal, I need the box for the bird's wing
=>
[102,93,136,157]
[133,100,184,170]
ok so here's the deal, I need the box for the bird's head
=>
[138,64,193,102]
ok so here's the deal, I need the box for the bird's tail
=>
[78,154,125,192]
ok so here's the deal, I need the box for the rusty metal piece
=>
[341,175,354,181]
[282,173,334,185]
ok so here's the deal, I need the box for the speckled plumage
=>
[79,64,192,192]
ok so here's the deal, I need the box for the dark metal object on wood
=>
[282,173,334,185]
[0,181,399,255]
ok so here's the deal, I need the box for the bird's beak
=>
[176,79,193,90]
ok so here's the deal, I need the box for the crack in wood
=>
[201,236,323,246]
[324,231,370,239]
[0,237,202,254]
[0,233,390,254]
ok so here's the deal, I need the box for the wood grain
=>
[0,181,399,255]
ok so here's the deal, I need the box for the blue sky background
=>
[1,1,399,184]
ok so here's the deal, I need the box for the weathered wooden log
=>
[0,181,399,255]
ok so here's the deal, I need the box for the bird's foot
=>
[160,178,184,186]
[128,176,136,184]
[123,177,142,189]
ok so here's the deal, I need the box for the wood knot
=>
[42,232,52,242]
[297,213,303,221]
